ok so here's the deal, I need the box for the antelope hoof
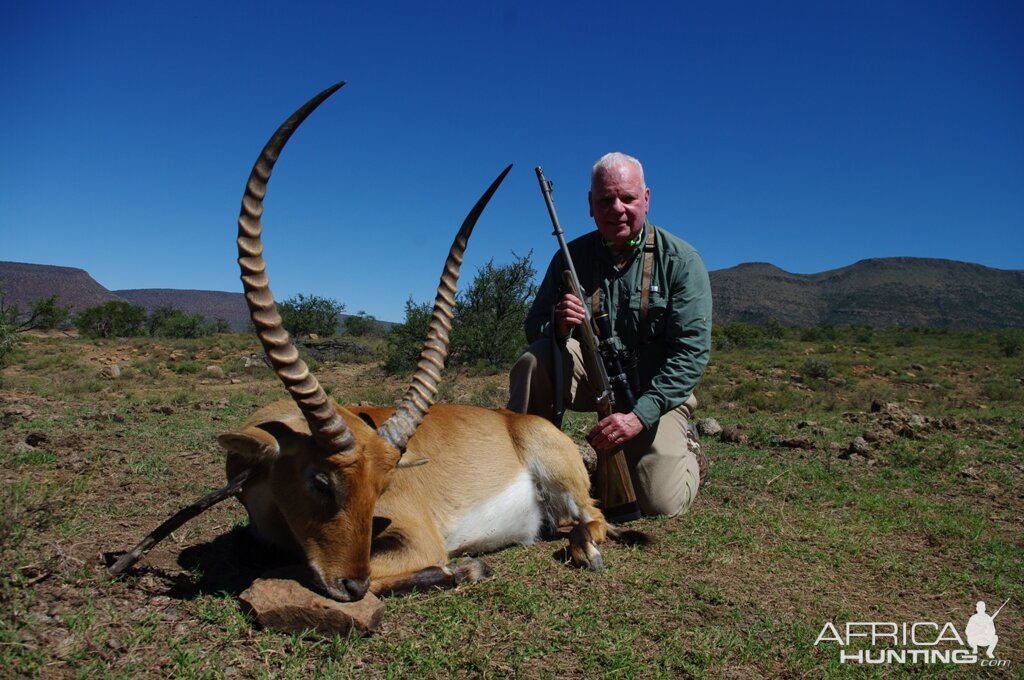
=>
[568,524,604,571]
[446,556,493,584]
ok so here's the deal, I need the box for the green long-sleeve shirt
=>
[525,222,712,429]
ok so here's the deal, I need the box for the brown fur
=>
[220,401,622,601]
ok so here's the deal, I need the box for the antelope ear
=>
[217,427,281,462]
[397,450,430,469]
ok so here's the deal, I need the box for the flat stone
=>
[239,566,384,636]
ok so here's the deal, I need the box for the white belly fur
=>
[444,470,542,555]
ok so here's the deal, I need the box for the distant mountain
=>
[0,261,124,313]
[3,257,1023,330]
[710,257,1024,328]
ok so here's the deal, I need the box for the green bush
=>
[344,311,379,337]
[450,253,536,369]
[148,307,219,339]
[74,301,148,338]
[279,294,345,338]
[996,329,1024,358]
[802,357,834,381]
[0,316,12,368]
[384,299,433,374]
[383,254,537,375]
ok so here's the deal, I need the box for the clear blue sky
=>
[3,1,1021,322]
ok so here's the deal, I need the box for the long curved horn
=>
[236,81,355,454]
[377,164,513,451]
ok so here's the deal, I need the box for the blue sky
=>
[2,1,1021,322]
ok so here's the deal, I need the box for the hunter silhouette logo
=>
[814,598,1012,667]
[966,599,1007,659]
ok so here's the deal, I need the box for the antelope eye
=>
[308,471,332,496]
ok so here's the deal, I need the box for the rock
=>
[169,349,188,362]
[911,363,925,371]
[719,426,747,444]
[3,404,34,420]
[244,353,270,369]
[239,567,384,636]
[14,441,36,455]
[99,364,121,379]
[844,437,871,457]
[205,365,226,380]
[776,436,814,450]
[695,417,722,436]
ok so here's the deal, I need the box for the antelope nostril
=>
[340,576,369,601]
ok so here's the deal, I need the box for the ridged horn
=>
[236,81,355,454]
[377,164,513,452]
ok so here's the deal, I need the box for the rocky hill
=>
[0,261,123,314]
[3,258,1023,329]
[709,257,1024,328]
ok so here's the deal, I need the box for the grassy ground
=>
[0,328,1020,678]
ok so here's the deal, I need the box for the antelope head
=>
[222,81,510,601]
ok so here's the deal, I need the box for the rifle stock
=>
[537,166,641,523]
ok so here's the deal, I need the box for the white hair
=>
[591,152,645,187]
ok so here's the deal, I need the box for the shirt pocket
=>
[629,289,668,343]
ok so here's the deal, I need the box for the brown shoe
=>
[687,423,709,489]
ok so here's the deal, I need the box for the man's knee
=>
[633,450,700,518]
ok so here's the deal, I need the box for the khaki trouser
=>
[508,337,700,517]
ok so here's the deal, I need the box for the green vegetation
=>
[148,306,228,338]
[0,325,1020,677]
[386,253,536,374]
[278,293,345,338]
[74,300,149,338]
[343,310,380,337]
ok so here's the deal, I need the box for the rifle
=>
[535,166,642,523]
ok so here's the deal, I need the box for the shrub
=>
[279,294,345,338]
[344,311,379,337]
[74,301,148,338]
[383,253,537,375]
[384,299,433,374]
[802,357,834,381]
[996,329,1023,358]
[450,253,536,369]
[148,307,219,339]
[0,315,12,368]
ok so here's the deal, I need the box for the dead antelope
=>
[109,82,642,602]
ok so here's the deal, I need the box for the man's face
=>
[589,163,650,250]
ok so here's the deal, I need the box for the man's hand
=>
[588,412,644,451]
[554,293,586,338]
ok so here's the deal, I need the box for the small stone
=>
[99,364,121,379]
[695,417,722,436]
[239,567,384,636]
[719,426,747,444]
[848,437,871,456]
